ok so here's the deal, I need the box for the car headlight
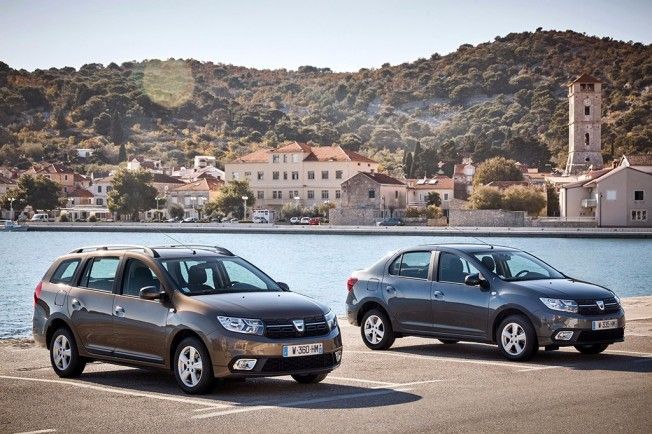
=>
[539,298,578,313]
[217,316,265,335]
[324,310,338,331]
[613,294,621,304]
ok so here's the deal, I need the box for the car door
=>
[431,251,491,338]
[111,257,170,364]
[67,256,120,356]
[383,251,434,334]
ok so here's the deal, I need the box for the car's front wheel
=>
[497,315,538,361]
[49,327,86,378]
[291,373,328,384]
[574,343,609,354]
[173,337,214,394]
[361,309,395,350]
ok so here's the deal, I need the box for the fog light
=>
[334,350,342,363]
[555,331,574,341]
[232,359,257,371]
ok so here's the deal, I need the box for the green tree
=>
[280,202,303,219]
[473,157,524,186]
[404,152,414,178]
[118,143,127,162]
[204,180,254,219]
[426,191,441,207]
[168,202,185,220]
[501,185,547,216]
[107,169,157,221]
[0,174,61,212]
[468,186,503,210]
[546,183,560,217]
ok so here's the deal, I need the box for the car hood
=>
[509,278,614,299]
[193,291,328,318]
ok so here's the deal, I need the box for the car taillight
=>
[33,281,43,307]
[347,277,358,292]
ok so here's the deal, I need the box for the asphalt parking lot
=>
[1,304,651,434]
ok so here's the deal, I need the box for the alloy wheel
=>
[52,334,72,371]
[177,345,203,388]
[364,315,385,345]
[501,322,527,356]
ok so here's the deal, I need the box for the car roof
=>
[66,244,235,259]
[402,243,520,254]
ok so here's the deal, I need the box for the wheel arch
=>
[44,315,76,350]
[490,306,538,343]
[167,328,211,370]
[356,300,394,328]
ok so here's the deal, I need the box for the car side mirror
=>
[277,282,290,291]
[140,286,163,300]
[465,273,489,289]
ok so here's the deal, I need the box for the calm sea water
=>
[1,231,651,339]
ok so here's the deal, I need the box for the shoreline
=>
[17,222,652,238]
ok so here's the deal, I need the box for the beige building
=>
[26,164,90,194]
[168,177,224,218]
[225,142,378,209]
[405,176,455,210]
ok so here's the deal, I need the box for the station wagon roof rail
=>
[68,245,159,257]
[152,244,235,256]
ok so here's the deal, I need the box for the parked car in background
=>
[290,217,301,225]
[33,244,342,394]
[182,217,199,223]
[376,218,403,226]
[252,216,268,223]
[31,213,52,222]
[346,244,624,361]
[166,217,180,223]
[300,217,311,225]
[308,217,320,225]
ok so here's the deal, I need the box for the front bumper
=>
[206,326,343,378]
[535,308,625,346]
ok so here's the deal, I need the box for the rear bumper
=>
[206,326,343,378]
[32,304,48,347]
[535,308,625,346]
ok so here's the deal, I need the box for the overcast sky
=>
[1,0,651,72]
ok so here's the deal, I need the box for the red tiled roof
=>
[407,176,454,190]
[151,173,185,184]
[623,154,652,167]
[0,174,16,184]
[172,178,223,192]
[570,73,602,84]
[232,143,377,164]
[274,142,313,154]
[67,188,94,198]
[233,148,271,163]
[358,172,404,185]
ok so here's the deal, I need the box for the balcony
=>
[581,198,597,208]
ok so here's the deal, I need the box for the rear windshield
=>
[160,257,281,296]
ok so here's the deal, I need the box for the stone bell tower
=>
[565,74,604,175]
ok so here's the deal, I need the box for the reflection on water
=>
[1,231,650,338]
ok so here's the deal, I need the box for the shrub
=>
[473,157,524,186]
[468,186,503,209]
[88,214,97,222]
[58,213,69,222]
[501,185,546,216]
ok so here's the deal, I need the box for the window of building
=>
[634,190,644,201]
[395,191,399,199]
[307,190,314,199]
[335,190,341,199]
[443,193,449,201]
[584,105,591,116]
[580,84,586,91]
[277,191,282,199]
[291,171,299,180]
[257,191,264,200]
[587,83,594,91]
[289,191,299,199]
[272,155,280,163]
[283,154,287,163]
[368,189,376,199]
[307,171,315,180]
[631,210,647,221]
[283,172,288,180]
[272,191,278,199]
[584,133,590,147]
[232,172,240,180]
[321,171,329,180]
[97,185,102,193]
[335,170,343,179]
[272,171,279,180]
[257,172,264,180]
[106,186,112,193]
[321,190,329,199]
[96,198,103,206]
[244,171,251,179]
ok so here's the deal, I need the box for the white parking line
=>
[0,375,230,409]
[14,430,57,434]
[328,376,396,386]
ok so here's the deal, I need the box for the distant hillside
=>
[0,29,650,177]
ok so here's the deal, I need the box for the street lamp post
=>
[241,195,249,220]
[8,196,15,222]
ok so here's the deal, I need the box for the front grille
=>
[576,328,624,344]
[265,315,329,339]
[261,353,337,373]
[577,298,620,315]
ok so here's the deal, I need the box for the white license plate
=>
[282,343,323,358]
[592,319,618,330]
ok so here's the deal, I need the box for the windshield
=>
[161,257,282,295]
[472,251,565,282]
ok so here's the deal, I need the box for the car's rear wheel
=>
[361,309,395,350]
[438,339,459,344]
[497,315,538,361]
[173,337,214,394]
[50,327,86,378]
[574,343,609,354]
[291,373,328,384]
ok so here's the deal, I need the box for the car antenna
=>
[447,225,494,249]
[156,229,197,255]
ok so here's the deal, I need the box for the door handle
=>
[71,298,83,311]
[386,285,395,293]
[114,305,125,317]
[433,291,444,299]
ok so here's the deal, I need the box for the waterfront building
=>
[405,176,455,211]
[168,177,224,219]
[25,164,90,194]
[224,142,378,209]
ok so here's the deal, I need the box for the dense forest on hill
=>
[0,29,650,177]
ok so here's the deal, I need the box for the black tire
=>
[574,343,609,355]
[496,315,538,361]
[360,309,395,350]
[49,327,86,378]
[291,373,328,384]
[438,339,459,344]
[173,337,214,394]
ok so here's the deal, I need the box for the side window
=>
[399,252,431,279]
[122,259,160,297]
[221,260,268,290]
[388,255,402,275]
[81,257,120,292]
[438,252,479,284]
[50,259,81,284]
